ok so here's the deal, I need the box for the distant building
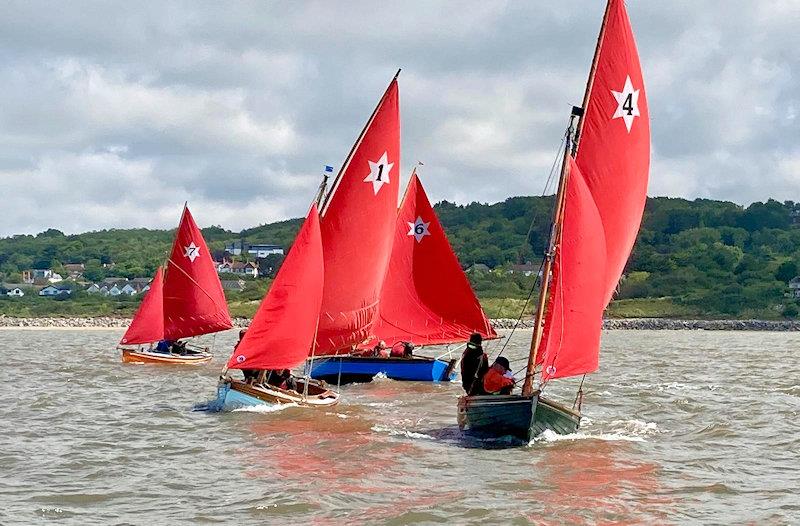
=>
[467,263,491,274]
[63,263,85,280]
[789,277,800,298]
[39,285,72,296]
[86,283,102,295]
[7,287,25,297]
[224,241,284,258]
[247,244,284,258]
[221,279,247,292]
[217,260,259,278]
[509,263,537,277]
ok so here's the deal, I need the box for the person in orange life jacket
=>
[461,333,488,395]
[373,340,390,358]
[390,342,414,358]
[483,356,515,395]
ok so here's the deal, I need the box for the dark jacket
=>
[461,342,488,395]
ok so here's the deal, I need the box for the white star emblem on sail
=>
[407,216,431,243]
[611,75,641,133]
[364,151,394,195]
[184,242,200,262]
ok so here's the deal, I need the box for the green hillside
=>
[1,196,799,319]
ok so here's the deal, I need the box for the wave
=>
[371,425,436,440]
[530,429,645,444]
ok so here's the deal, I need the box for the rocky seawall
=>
[491,318,800,331]
[1,316,799,331]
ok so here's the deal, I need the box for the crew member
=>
[483,356,515,395]
[460,333,488,395]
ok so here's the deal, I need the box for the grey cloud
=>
[0,0,797,236]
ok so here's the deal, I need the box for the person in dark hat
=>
[483,356,515,395]
[460,333,488,395]
[235,328,261,384]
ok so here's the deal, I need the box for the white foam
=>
[530,429,645,444]
[372,372,390,382]
[371,425,436,440]
[610,419,661,436]
[232,403,298,413]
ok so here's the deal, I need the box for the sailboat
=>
[209,205,340,410]
[119,205,233,365]
[458,0,650,440]
[310,169,496,383]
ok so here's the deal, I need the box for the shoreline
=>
[1,316,799,331]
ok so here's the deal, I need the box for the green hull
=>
[457,392,580,442]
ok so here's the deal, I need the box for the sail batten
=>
[370,172,496,347]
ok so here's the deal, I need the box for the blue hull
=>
[309,356,457,384]
[195,383,269,412]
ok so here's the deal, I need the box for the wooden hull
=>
[457,392,581,442]
[120,348,212,365]
[207,378,340,411]
[308,356,457,384]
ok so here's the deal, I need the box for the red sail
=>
[163,206,233,340]
[371,173,496,346]
[539,0,649,380]
[315,78,400,355]
[538,160,606,379]
[227,205,324,370]
[576,0,650,306]
[120,267,164,345]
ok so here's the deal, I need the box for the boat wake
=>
[232,403,298,414]
[530,419,661,444]
[370,425,436,440]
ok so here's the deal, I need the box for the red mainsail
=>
[163,206,233,340]
[575,0,650,307]
[371,172,496,346]
[227,205,324,370]
[120,267,164,345]
[539,0,649,381]
[315,77,400,355]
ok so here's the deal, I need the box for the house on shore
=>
[218,260,259,278]
[221,279,247,292]
[39,285,72,296]
[224,241,284,258]
[6,287,25,297]
[63,263,85,280]
[466,263,491,274]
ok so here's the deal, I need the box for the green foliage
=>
[1,196,799,319]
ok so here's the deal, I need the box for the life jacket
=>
[483,368,514,394]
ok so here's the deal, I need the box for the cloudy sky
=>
[0,1,797,236]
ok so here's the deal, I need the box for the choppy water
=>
[0,329,798,524]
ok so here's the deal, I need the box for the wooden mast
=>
[319,69,401,215]
[521,0,614,396]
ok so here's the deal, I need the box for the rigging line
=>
[523,135,566,250]
[495,257,546,362]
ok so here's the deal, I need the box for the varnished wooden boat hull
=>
[309,356,457,384]
[208,378,340,411]
[120,348,212,365]
[457,392,580,442]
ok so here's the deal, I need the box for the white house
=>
[248,244,284,258]
[39,285,71,296]
[7,287,25,297]
[218,260,259,278]
[86,284,101,294]
[120,284,138,295]
[789,277,800,299]
[108,285,123,296]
